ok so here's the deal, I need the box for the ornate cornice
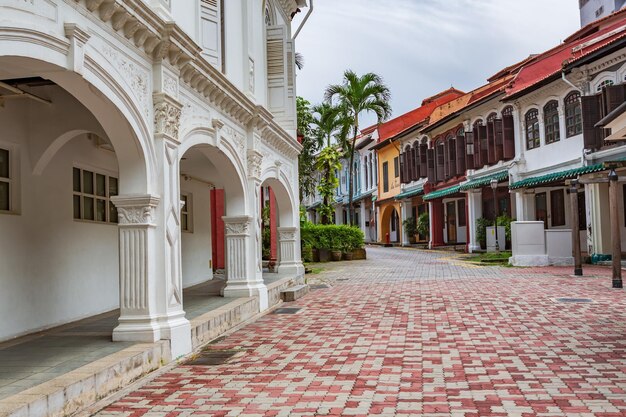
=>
[222,216,253,237]
[69,0,301,152]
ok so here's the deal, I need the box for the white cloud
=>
[294,0,580,126]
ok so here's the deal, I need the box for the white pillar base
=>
[468,244,482,253]
[112,316,161,343]
[222,281,269,310]
[158,313,192,359]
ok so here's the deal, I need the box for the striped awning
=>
[509,164,606,190]
[460,170,509,191]
[395,186,424,200]
[423,185,461,201]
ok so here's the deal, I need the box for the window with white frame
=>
[181,194,192,232]
[543,100,560,144]
[525,109,540,150]
[73,167,118,223]
[565,91,582,137]
[0,148,10,212]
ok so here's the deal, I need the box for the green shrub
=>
[475,217,491,249]
[302,245,313,263]
[496,215,514,241]
[417,212,430,238]
[402,217,417,237]
[301,224,364,252]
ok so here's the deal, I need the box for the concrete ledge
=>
[509,255,550,267]
[190,297,260,350]
[280,284,310,302]
[0,342,169,417]
[266,274,305,307]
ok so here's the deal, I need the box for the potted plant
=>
[417,212,429,242]
[475,217,491,250]
[403,217,418,244]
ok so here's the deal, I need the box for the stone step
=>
[280,285,310,302]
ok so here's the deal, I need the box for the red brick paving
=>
[96,248,626,417]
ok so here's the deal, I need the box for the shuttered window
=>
[382,162,389,193]
[436,142,445,181]
[394,156,399,178]
[427,148,435,181]
[582,94,603,150]
[447,136,457,178]
[465,131,475,170]
[525,109,540,150]
[565,92,582,138]
[473,122,483,168]
[412,143,420,180]
[544,100,560,144]
[486,113,497,164]
[502,109,515,160]
[0,148,9,212]
[200,0,223,70]
[456,131,466,175]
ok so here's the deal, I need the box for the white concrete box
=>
[510,221,549,266]
[546,229,574,266]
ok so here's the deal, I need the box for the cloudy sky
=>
[293,0,581,126]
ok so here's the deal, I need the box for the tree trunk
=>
[347,122,358,226]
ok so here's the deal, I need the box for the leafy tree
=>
[297,97,317,201]
[315,146,341,224]
[324,71,392,225]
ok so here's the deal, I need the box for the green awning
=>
[460,170,509,191]
[372,195,378,202]
[423,185,461,201]
[509,163,606,190]
[396,186,424,200]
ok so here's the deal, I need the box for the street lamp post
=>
[490,178,499,251]
[608,167,623,288]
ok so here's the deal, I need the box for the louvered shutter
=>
[603,84,626,115]
[473,128,482,168]
[427,148,435,182]
[456,135,466,175]
[480,126,488,168]
[465,131,475,170]
[399,153,406,184]
[448,139,457,177]
[405,149,412,183]
[420,144,428,178]
[267,25,289,126]
[412,146,420,180]
[487,121,496,164]
[502,115,515,160]
[494,118,504,162]
[200,0,222,68]
[582,94,603,150]
[443,143,449,179]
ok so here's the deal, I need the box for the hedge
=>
[301,224,365,252]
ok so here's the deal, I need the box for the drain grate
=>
[310,284,330,289]
[555,297,593,303]
[336,278,350,282]
[184,349,241,366]
[273,307,302,314]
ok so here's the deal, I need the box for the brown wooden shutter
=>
[503,115,515,160]
[456,135,466,175]
[443,143,449,179]
[420,144,428,178]
[406,148,413,182]
[480,126,488,167]
[582,94,603,150]
[412,145,420,180]
[473,128,482,168]
[399,152,406,184]
[448,138,457,177]
[603,84,626,115]
[465,131,475,170]
[494,118,504,162]
[487,121,496,164]
[427,148,435,182]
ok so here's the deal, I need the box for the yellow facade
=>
[377,142,402,201]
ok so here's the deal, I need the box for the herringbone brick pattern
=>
[95,248,626,417]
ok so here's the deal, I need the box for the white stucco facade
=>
[0,0,307,358]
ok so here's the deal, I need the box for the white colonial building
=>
[0,0,308,359]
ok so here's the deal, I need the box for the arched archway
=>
[0,55,152,343]
[380,203,401,244]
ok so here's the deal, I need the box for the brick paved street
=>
[96,247,626,417]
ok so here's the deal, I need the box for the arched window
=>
[597,79,614,92]
[412,142,420,179]
[265,2,274,26]
[456,127,464,136]
[543,100,560,144]
[565,91,582,138]
[525,109,540,150]
[502,106,514,117]
[487,113,497,122]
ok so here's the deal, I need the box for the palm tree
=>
[310,103,351,224]
[324,71,392,226]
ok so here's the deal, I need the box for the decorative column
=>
[111,195,161,343]
[401,200,412,247]
[221,149,268,309]
[359,201,367,241]
[152,89,191,358]
[467,189,483,253]
[269,187,278,270]
[277,227,304,276]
